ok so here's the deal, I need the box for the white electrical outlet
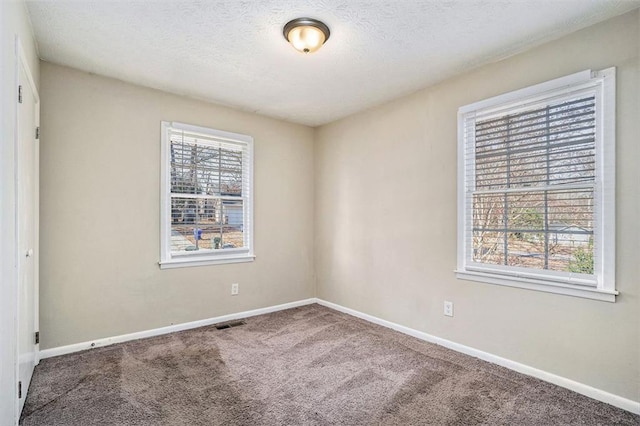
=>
[444,301,454,317]
[231,283,239,295]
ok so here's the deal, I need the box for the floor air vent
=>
[215,320,246,330]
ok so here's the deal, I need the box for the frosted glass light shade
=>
[283,18,330,54]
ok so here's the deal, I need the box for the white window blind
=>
[456,69,616,301]
[160,122,254,268]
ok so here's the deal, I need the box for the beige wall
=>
[315,10,639,402]
[39,63,315,349]
[1,1,40,423]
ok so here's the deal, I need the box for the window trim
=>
[159,121,255,269]
[456,69,617,302]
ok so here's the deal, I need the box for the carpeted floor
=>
[21,304,639,425]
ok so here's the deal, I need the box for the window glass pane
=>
[474,96,596,191]
[171,196,204,252]
[170,197,244,254]
[548,189,594,273]
[220,150,243,196]
[170,138,244,196]
[472,189,593,273]
[506,232,546,269]
[197,144,222,195]
[170,141,200,194]
[220,200,245,248]
[472,193,505,230]
[472,231,505,264]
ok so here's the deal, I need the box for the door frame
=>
[14,35,39,421]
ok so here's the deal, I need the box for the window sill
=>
[455,270,618,302]
[159,254,255,269]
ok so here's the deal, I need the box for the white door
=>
[16,42,39,416]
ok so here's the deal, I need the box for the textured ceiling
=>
[26,0,639,127]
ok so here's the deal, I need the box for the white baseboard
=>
[38,297,639,415]
[315,298,640,415]
[39,298,316,360]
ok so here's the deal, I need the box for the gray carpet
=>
[21,304,639,425]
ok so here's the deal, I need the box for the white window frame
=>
[456,69,617,302]
[159,121,255,269]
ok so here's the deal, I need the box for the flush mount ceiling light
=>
[283,18,330,54]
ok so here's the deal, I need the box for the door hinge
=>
[18,381,22,399]
[35,127,40,140]
[18,85,23,103]
[35,331,40,344]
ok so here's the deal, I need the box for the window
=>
[160,121,254,268]
[456,69,616,302]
